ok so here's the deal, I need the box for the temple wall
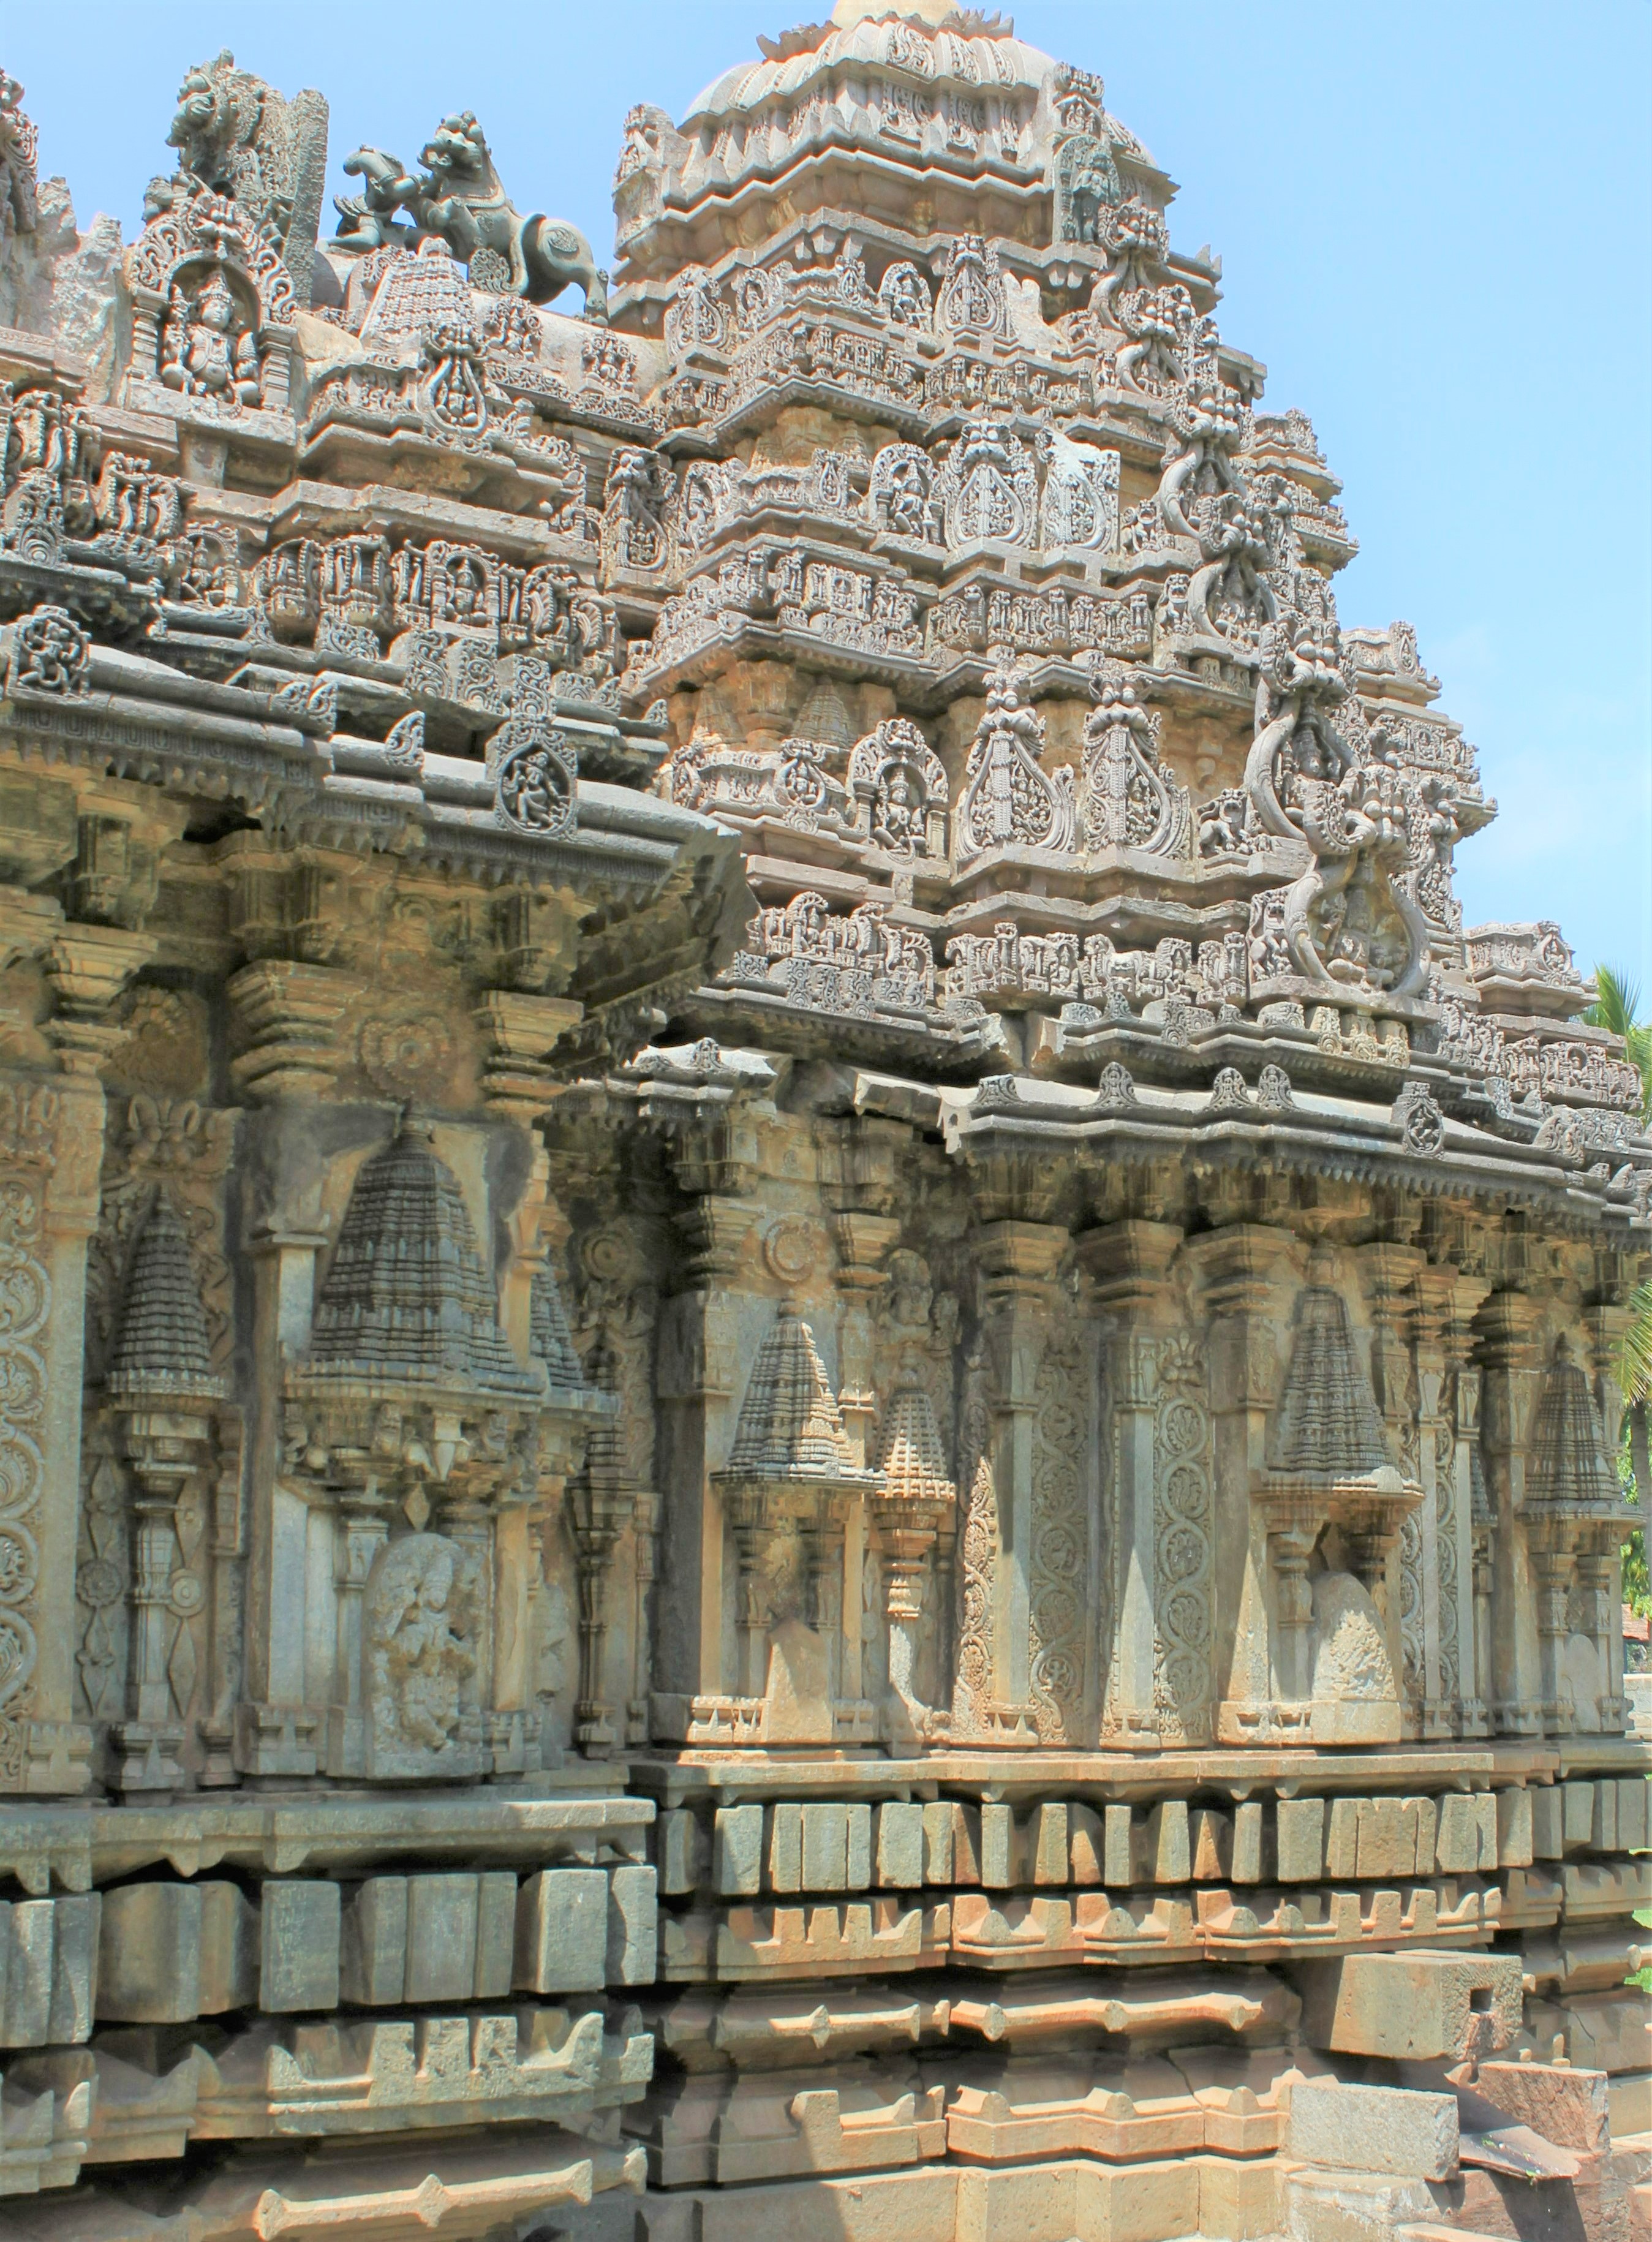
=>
[0,17,1645,2238]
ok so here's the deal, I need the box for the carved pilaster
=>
[0,1071,104,1791]
[1183,1223,1295,1749]
[951,1218,1068,1745]
[1360,1242,1427,1733]
[1078,1220,1183,1748]
[1474,1287,1546,1735]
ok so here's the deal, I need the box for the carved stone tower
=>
[0,6,1645,2237]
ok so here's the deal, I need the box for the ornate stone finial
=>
[107,1191,225,1402]
[726,1304,858,1479]
[1267,1253,1389,1476]
[307,1119,535,1395]
[1529,1336,1619,1509]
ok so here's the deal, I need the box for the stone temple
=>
[0,5,1645,2235]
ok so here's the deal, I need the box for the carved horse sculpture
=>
[335,111,608,319]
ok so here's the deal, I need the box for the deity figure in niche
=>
[366,1533,477,1768]
[160,268,261,406]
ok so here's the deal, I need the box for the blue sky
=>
[9,1,1648,988]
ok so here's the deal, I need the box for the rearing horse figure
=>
[334,110,608,320]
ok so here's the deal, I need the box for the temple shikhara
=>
[0,3,1647,2235]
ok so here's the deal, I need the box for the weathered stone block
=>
[258,1881,341,2014]
[875,1803,924,1889]
[1289,2078,1459,2181]
[1533,1786,1566,1860]
[979,1802,1014,1889]
[1496,1787,1534,1867]
[715,1805,764,1899]
[1435,1791,1496,1873]
[514,1868,608,1993]
[1278,1797,1327,1884]
[404,1874,483,2006]
[1232,1800,1267,1885]
[770,1803,804,1893]
[608,1864,658,1985]
[475,1873,517,1999]
[1148,1800,1191,1884]
[1284,2165,1440,2242]
[1296,1950,1523,2062]
[1104,1802,1133,1887]
[96,1888,186,2028]
[1565,1781,1597,1849]
[658,1808,707,1896]
[1476,2060,1610,2154]
[0,1898,99,2050]
[1325,1797,1359,1880]
[339,1878,408,2007]
[198,1883,261,2016]
[802,1804,851,1892]
[1616,1777,1649,1853]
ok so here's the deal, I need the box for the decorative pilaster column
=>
[1474,1286,1545,1735]
[1360,1241,1427,1733]
[1077,1220,1185,1748]
[1585,1293,1634,1730]
[951,1218,1068,1743]
[831,1208,901,1705]
[0,1069,105,1792]
[1183,1224,1296,1748]
[628,1489,660,1745]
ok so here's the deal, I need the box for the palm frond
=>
[1621,1281,1652,1405]
[1586,964,1652,1121]
[1586,964,1643,1037]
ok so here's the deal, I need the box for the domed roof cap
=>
[681,2,1151,165]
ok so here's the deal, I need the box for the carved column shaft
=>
[976,1220,1067,1727]
[1080,1220,1182,1749]
[1185,1224,1296,1748]
[1475,1287,1545,1735]
[2,1071,105,1793]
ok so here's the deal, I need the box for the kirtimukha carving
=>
[0,6,1643,2238]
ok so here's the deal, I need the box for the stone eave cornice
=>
[623,1736,1651,1809]
[614,154,1048,284]
[0,1789,652,1892]
[786,1062,1649,1220]
[932,1096,1650,1229]
[0,662,738,913]
[265,478,589,566]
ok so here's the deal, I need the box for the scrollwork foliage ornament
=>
[0,1085,55,1776]
[1029,1325,1087,1743]
[955,651,1075,863]
[1153,1334,1214,1744]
